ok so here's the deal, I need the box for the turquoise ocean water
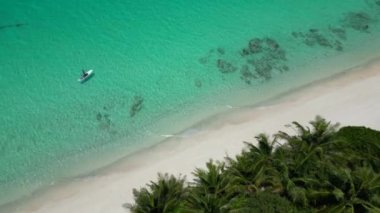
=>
[1,0,380,206]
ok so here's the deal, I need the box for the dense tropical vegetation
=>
[125,116,380,212]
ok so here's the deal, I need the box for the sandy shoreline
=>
[3,59,380,213]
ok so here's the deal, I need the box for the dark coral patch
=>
[343,12,372,32]
[251,58,273,80]
[0,23,27,30]
[329,27,346,40]
[240,37,288,81]
[304,30,332,48]
[194,79,202,88]
[248,38,263,54]
[276,65,289,73]
[217,47,225,55]
[96,112,112,130]
[264,38,280,51]
[240,65,257,84]
[292,28,344,51]
[198,49,214,65]
[217,59,237,73]
[104,115,111,126]
[130,96,144,117]
[96,112,102,121]
[198,56,208,65]
[240,48,250,57]
[291,31,303,38]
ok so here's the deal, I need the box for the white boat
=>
[78,69,93,83]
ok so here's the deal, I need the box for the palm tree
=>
[275,116,340,176]
[246,133,277,158]
[277,116,339,146]
[125,117,380,212]
[320,167,380,212]
[226,134,283,195]
[224,192,299,213]
[334,126,380,172]
[272,117,342,207]
[185,160,232,213]
[125,173,187,213]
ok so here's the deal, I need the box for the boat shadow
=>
[80,73,95,84]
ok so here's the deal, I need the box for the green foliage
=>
[336,126,380,143]
[185,160,233,212]
[335,126,380,171]
[126,117,380,213]
[125,173,187,213]
[226,192,300,213]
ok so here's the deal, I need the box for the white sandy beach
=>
[4,60,380,213]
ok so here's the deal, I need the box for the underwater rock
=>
[334,40,343,51]
[0,23,27,30]
[199,49,215,65]
[96,112,102,121]
[241,37,281,57]
[248,58,273,80]
[304,37,316,46]
[209,36,288,84]
[98,113,111,130]
[316,35,332,48]
[309,30,331,47]
[130,96,144,117]
[241,37,288,81]
[198,56,208,64]
[344,12,372,32]
[240,65,256,84]
[217,47,225,55]
[295,29,334,49]
[99,123,111,130]
[109,130,118,136]
[309,28,319,33]
[240,48,250,56]
[248,38,263,54]
[254,62,272,80]
[194,79,202,88]
[264,38,280,50]
[269,49,287,61]
[104,116,111,126]
[278,65,289,72]
[217,59,237,73]
[291,31,304,38]
[329,27,346,40]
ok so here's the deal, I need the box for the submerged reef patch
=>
[343,12,372,32]
[198,49,215,65]
[197,6,379,87]
[240,64,257,84]
[96,112,102,121]
[217,47,225,55]
[194,79,202,88]
[216,59,237,73]
[95,111,112,130]
[130,96,144,117]
[199,37,289,84]
[329,27,347,40]
[0,23,27,30]
[365,0,380,8]
[240,37,288,82]
[292,28,344,51]
[292,10,378,52]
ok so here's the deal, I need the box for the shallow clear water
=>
[1,0,380,206]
